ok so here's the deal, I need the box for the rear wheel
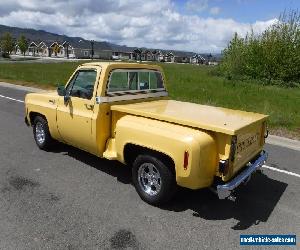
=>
[33,116,53,150]
[132,154,176,205]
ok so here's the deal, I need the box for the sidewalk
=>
[266,135,300,152]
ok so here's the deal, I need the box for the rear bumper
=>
[217,151,268,199]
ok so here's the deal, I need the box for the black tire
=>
[33,116,53,150]
[132,154,176,205]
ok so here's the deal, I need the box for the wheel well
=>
[123,144,175,172]
[29,112,47,125]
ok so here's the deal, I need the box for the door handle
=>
[85,103,94,110]
[49,99,56,104]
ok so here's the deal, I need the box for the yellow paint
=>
[25,62,268,190]
[111,100,268,135]
[113,115,217,189]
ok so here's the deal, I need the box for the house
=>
[141,50,153,61]
[190,54,206,64]
[11,35,211,64]
[14,38,112,59]
[150,50,160,61]
[131,48,142,61]
[168,51,195,63]
[112,51,133,60]
[164,52,174,62]
[15,41,39,56]
[61,41,76,58]
[69,39,112,59]
[111,45,134,60]
[28,41,38,56]
[156,50,165,62]
[37,41,50,57]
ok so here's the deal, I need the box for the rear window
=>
[108,69,164,93]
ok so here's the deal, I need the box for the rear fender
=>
[114,115,217,189]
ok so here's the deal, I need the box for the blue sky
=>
[0,0,299,53]
[174,0,300,22]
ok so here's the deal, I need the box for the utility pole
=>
[90,40,94,60]
[65,41,69,59]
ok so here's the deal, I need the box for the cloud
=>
[186,0,208,13]
[0,0,276,53]
[210,7,221,15]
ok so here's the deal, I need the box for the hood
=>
[25,90,58,100]
[25,90,59,106]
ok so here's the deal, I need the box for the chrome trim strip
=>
[217,151,268,199]
[108,88,166,95]
[95,91,168,103]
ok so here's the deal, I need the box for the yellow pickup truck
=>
[25,62,268,205]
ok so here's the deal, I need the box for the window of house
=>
[107,70,164,94]
[84,51,89,57]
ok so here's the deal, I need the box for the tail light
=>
[183,151,189,170]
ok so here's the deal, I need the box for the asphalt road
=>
[0,85,299,250]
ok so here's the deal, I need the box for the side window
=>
[149,72,164,89]
[139,72,149,90]
[68,70,97,99]
[129,72,138,90]
[108,70,165,93]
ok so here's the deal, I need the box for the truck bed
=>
[111,100,268,135]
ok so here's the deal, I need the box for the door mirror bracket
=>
[64,95,70,105]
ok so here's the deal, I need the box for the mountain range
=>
[0,24,221,59]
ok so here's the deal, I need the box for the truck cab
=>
[25,62,268,205]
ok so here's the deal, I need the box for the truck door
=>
[56,69,99,153]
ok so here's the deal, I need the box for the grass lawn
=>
[0,62,82,88]
[0,61,299,138]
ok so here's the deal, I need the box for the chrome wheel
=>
[138,163,162,196]
[35,122,45,145]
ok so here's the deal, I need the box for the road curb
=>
[1,81,300,150]
[266,135,300,152]
[0,82,45,93]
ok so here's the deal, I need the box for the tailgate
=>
[231,122,266,176]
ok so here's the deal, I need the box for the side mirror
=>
[57,84,66,96]
[57,84,70,105]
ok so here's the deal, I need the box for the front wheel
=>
[132,154,176,205]
[33,116,53,150]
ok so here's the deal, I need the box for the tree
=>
[1,32,14,54]
[18,35,28,56]
[220,9,300,86]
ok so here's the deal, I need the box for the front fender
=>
[25,92,60,140]
[114,115,217,189]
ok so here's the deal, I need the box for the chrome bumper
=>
[217,151,268,199]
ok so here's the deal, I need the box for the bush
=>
[220,10,300,87]
[1,52,10,58]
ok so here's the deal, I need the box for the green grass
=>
[0,61,299,138]
[0,62,82,87]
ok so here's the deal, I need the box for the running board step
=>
[103,138,117,160]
